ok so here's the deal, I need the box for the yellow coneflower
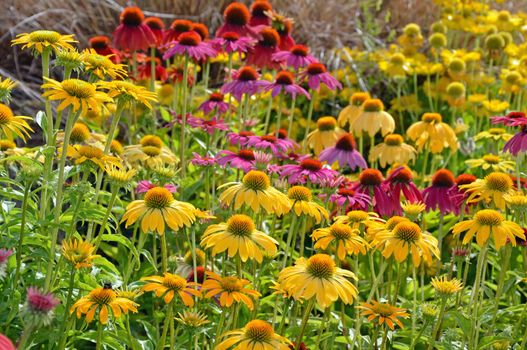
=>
[80,49,127,80]
[358,301,409,330]
[174,311,209,328]
[338,92,370,128]
[465,154,515,173]
[287,186,328,224]
[42,78,112,115]
[216,320,291,350]
[99,80,157,109]
[352,99,395,137]
[367,215,409,245]
[306,116,347,155]
[61,238,99,269]
[55,49,84,72]
[431,276,463,296]
[474,128,512,142]
[452,209,525,249]
[278,253,357,308]
[12,30,76,53]
[175,249,206,276]
[0,77,17,103]
[333,210,383,230]
[141,272,201,306]
[123,135,177,168]
[104,164,136,188]
[504,192,527,212]
[312,223,370,260]
[201,214,278,263]
[201,272,261,310]
[0,104,33,142]
[121,186,196,235]
[219,170,291,215]
[378,52,412,78]
[461,172,515,210]
[406,113,457,153]
[70,286,138,324]
[369,134,417,167]
[401,201,426,220]
[66,145,122,169]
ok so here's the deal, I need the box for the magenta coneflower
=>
[491,111,527,127]
[144,17,165,47]
[351,168,395,216]
[136,180,178,194]
[89,36,121,63]
[191,153,217,167]
[113,7,156,52]
[254,150,273,170]
[0,248,13,279]
[25,287,60,325]
[450,173,477,214]
[216,149,256,172]
[249,0,273,26]
[385,167,423,203]
[272,44,317,69]
[167,113,200,128]
[318,133,367,170]
[0,334,15,350]
[191,117,230,135]
[198,92,232,115]
[330,187,371,210]
[301,62,342,91]
[265,71,310,99]
[503,127,527,156]
[221,66,270,101]
[277,18,295,51]
[320,175,346,189]
[138,57,168,82]
[192,23,210,41]
[211,32,256,54]
[215,2,260,39]
[246,27,281,70]
[247,134,295,154]
[422,169,459,214]
[163,31,217,61]
[280,158,338,184]
[163,19,193,46]
[227,131,255,147]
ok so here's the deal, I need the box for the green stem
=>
[14,184,31,286]
[93,186,119,249]
[157,300,174,350]
[367,258,388,303]
[160,234,168,273]
[295,299,315,350]
[302,91,316,152]
[95,321,104,350]
[468,241,489,349]
[428,297,447,350]
[287,96,297,139]
[283,214,298,268]
[275,93,284,137]
[263,95,273,134]
[180,54,190,177]
[57,266,77,350]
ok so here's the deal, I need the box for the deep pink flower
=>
[246,27,282,70]
[385,167,423,203]
[136,181,178,194]
[300,62,342,91]
[167,113,200,128]
[503,127,527,156]
[198,92,232,115]
[247,134,295,154]
[215,3,261,39]
[249,1,273,26]
[191,117,230,135]
[280,158,338,185]
[318,133,366,170]
[162,19,193,46]
[449,173,477,214]
[272,44,317,69]
[0,248,12,264]
[144,17,166,47]
[113,7,156,52]
[0,334,15,350]
[163,32,217,61]
[422,169,459,215]
[351,169,395,216]
[330,188,371,210]
[216,149,255,172]
[211,32,256,54]
[221,66,270,101]
[26,287,59,313]
[227,131,255,147]
[265,71,310,99]
[191,153,216,167]
[491,111,527,127]
[276,18,295,51]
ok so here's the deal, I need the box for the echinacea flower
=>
[113,7,156,52]
[273,13,296,50]
[190,152,216,167]
[162,19,193,45]
[221,66,270,101]
[202,272,261,310]
[503,127,527,156]
[319,133,367,170]
[431,276,463,296]
[452,209,525,249]
[406,113,458,153]
[175,311,210,328]
[190,116,229,135]
[474,128,511,142]
[272,44,316,70]
[249,0,272,26]
[227,131,255,147]
[198,92,231,115]
[80,49,127,80]
[306,116,346,155]
[0,248,13,279]
[211,32,256,54]
[300,62,342,91]
[422,169,458,214]
[329,188,371,211]
[201,214,278,263]
[369,134,417,167]
[246,27,282,70]
[351,99,395,138]
[121,186,197,235]
[312,223,370,260]
[192,23,210,41]
[215,2,260,39]
[352,169,396,216]
[247,134,295,155]
[491,111,527,127]
[100,80,157,109]
[358,301,409,330]
[23,287,60,325]
[61,239,99,269]
[461,172,515,210]
[123,135,177,168]
[0,77,17,103]
[71,286,138,324]
[281,158,338,185]
[333,210,383,230]
[216,320,292,350]
[216,149,256,173]
[287,186,329,223]
[12,30,76,54]
[163,31,217,61]
[141,272,201,306]
[144,17,165,46]
[0,334,15,350]
[0,104,33,142]
[104,164,137,188]
[88,36,121,63]
[338,92,370,128]
[384,166,423,204]
[137,57,168,82]
[465,154,515,173]
[66,145,122,169]
[278,253,357,308]
[264,71,310,99]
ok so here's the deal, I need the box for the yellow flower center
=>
[474,209,503,226]
[162,274,186,290]
[183,249,206,265]
[220,276,244,292]
[140,135,164,148]
[347,210,369,223]
[448,58,466,73]
[350,92,369,106]
[317,117,337,131]
[505,71,521,85]
[403,23,421,37]
[83,53,113,69]
[0,139,15,150]
[392,221,421,242]
[384,134,404,146]
[488,128,505,135]
[70,123,90,143]
[288,186,312,201]
[385,216,409,231]
[482,154,500,164]
[89,287,116,305]
[227,214,255,236]
[422,112,442,123]
[28,30,62,43]
[244,320,274,342]
[61,79,96,99]
[111,140,123,155]
[446,82,465,98]
[485,172,513,192]
[78,145,103,159]
[362,99,384,112]
[390,53,405,66]
[142,145,162,157]
[306,254,336,279]
[144,187,174,209]
[0,104,14,125]
[242,170,270,191]
[373,303,397,317]
[330,224,354,240]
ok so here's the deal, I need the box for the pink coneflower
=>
[136,180,178,194]
[422,169,459,214]
[221,66,270,101]
[113,7,156,52]
[272,44,316,70]
[25,287,60,325]
[275,16,295,51]
[163,31,217,61]
[0,334,15,350]
[191,153,216,167]
[351,168,395,216]
[211,32,256,54]
[192,23,210,41]
[167,66,195,86]
[163,19,194,46]
[144,17,165,47]
[330,187,371,210]
[450,173,477,214]
[491,111,527,127]
[246,27,281,70]
[0,248,13,279]
[265,71,310,99]
[198,92,232,115]
[254,150,273,170]
[301,62,342,91]
[167,113,200,129]
[89,36,121,63]
[318,133,367,170]
[227,131,255,147]
[249,1,273,26]
[138,57,168,82]
[247,134,295,154]
[191,117,230,135]
[503,127,527,156]
[281,158,338,184]
[216,149,256,172]
[215,2,260,39]
[385,167,423,203]
[320,175,346,189]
